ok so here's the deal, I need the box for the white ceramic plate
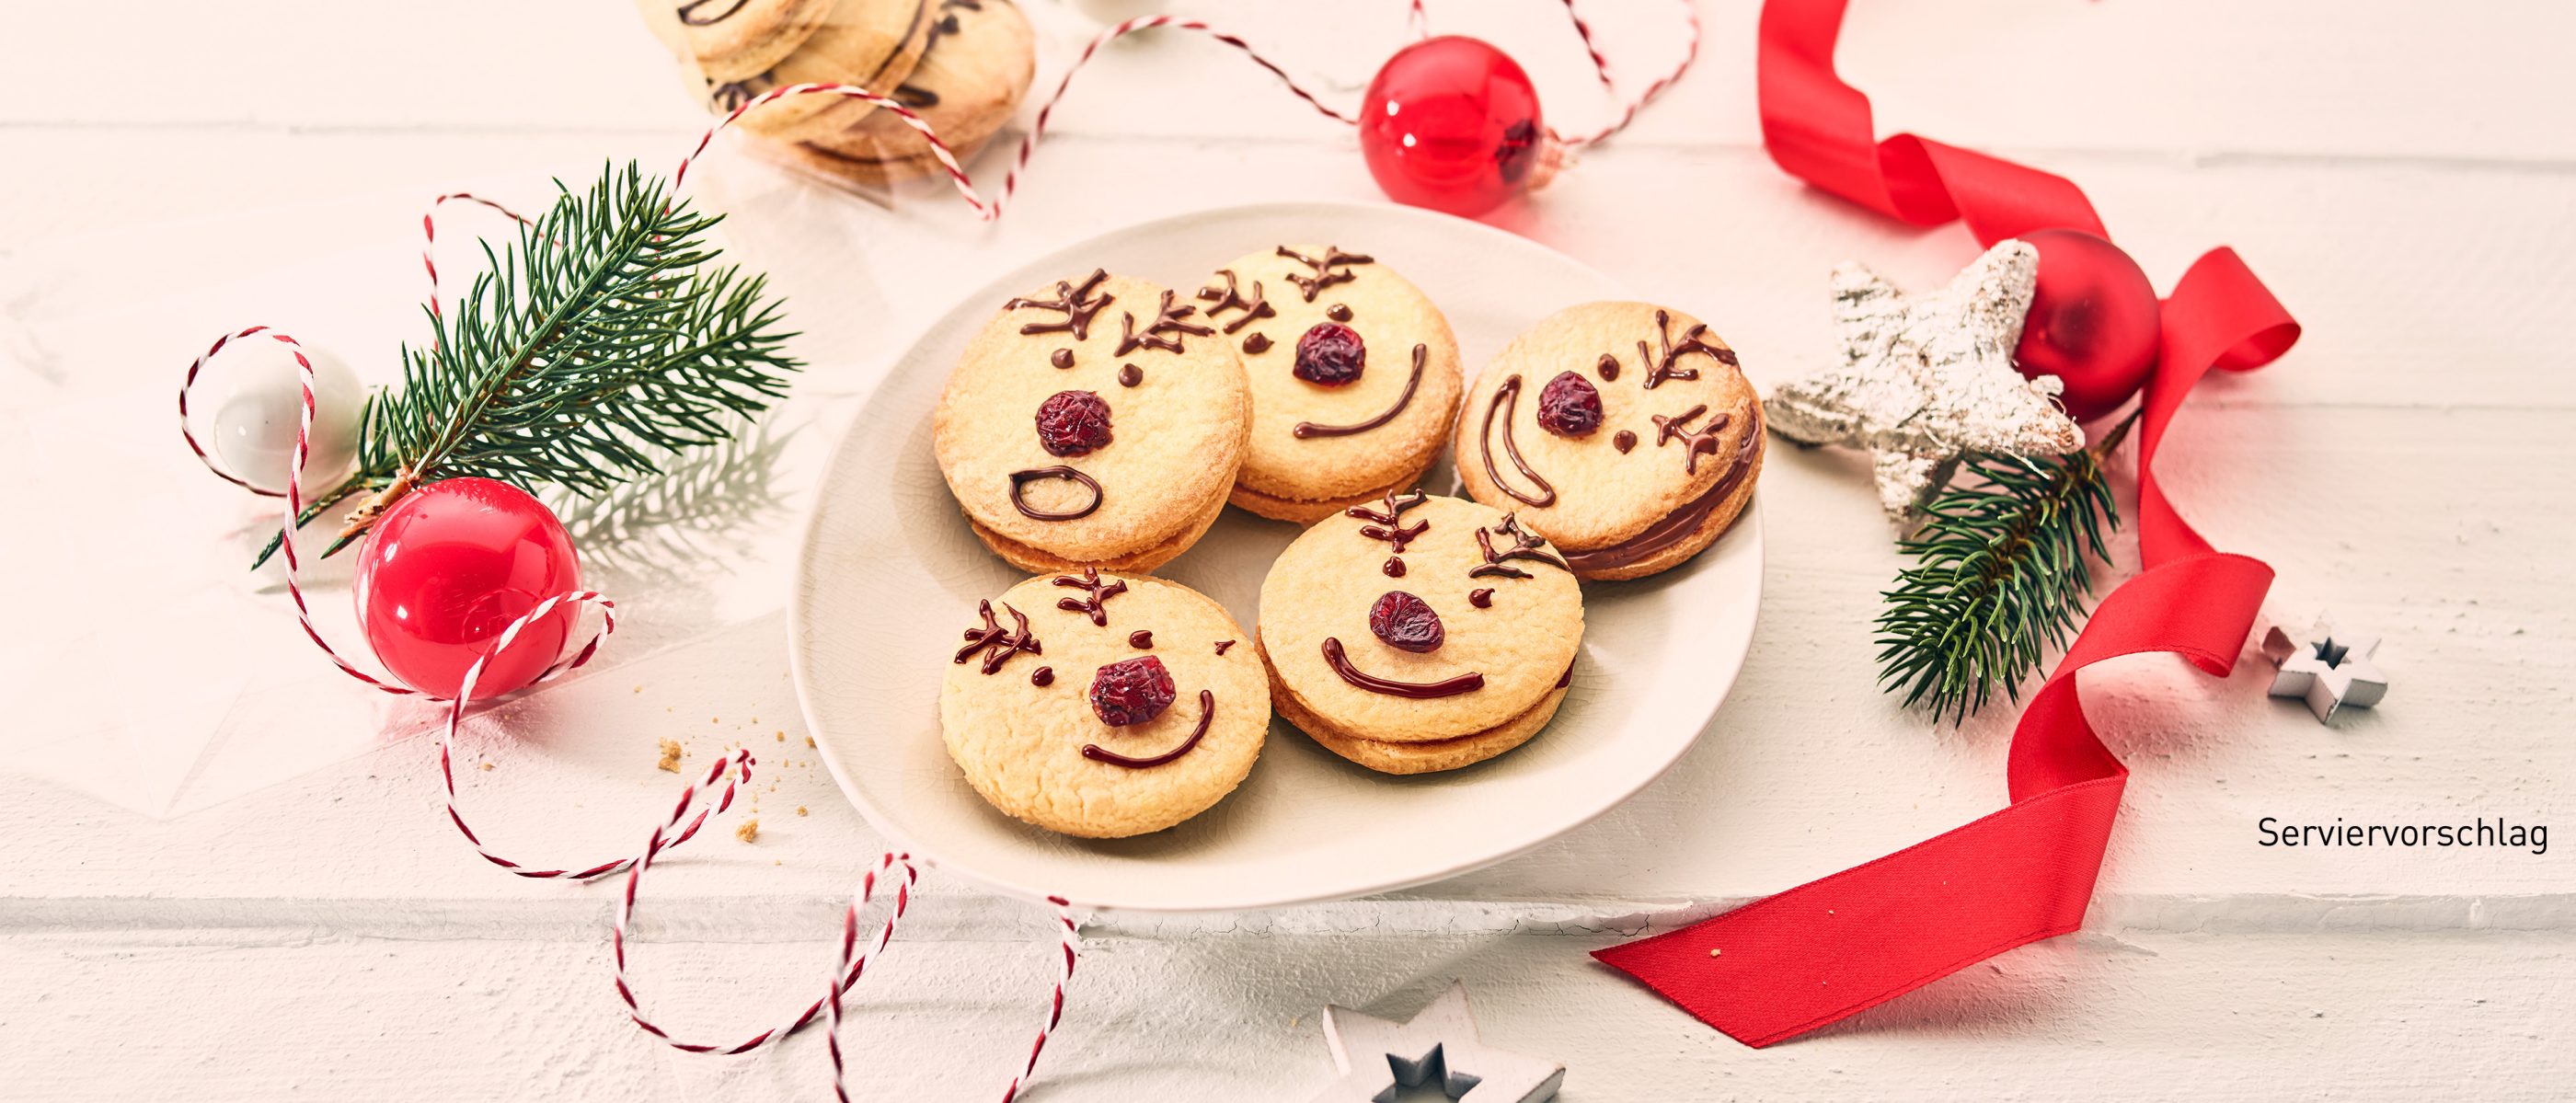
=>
[789,201,1762,913]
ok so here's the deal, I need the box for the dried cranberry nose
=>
[1034,390,1113,456]
[1367,591,1445,653]
[1089,656,1177,726]
[1535,371,1604,437]
[1294,322,1367,386]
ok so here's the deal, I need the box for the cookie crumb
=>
[805,735,816,748]
[1709,948,1722,958]
[796,806,809,817]
[655,739,684,773]
[478,761,494,772]
[735,819,760,844]
[776,731,786,741]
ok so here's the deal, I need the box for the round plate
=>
[789,201,1762,913]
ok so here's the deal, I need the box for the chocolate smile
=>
[1321,637,1485,698]
[1294,343,1427,440]
[1081,689,1215,768]
[1478,374,1558,508]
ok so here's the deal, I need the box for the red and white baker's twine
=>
[178,3,1694,1092]
[184,265,1066,1103]
[178,317,1082,1097]
[673,1,1696,223]
[422,193,537,317]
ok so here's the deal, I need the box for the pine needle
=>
[1875,414,2135,723]
[251,162,799,568]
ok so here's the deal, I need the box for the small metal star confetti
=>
[2262,619,2389,723]
[1305,982,1563,1103]
[1764,239,2083,523]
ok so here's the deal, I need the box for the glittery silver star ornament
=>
[2262,619,2388,723]
[1764,239,2084,523]
[1305,982,1564,1103]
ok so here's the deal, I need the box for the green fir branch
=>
[251,162,799,568]
[1875,413,2136,723]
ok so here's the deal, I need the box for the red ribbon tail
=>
[1593,776,2124,1048]
[1594,549,2271,1046]
[1603,0,2307,1043]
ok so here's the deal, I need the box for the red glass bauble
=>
[1359,36,1546,218]
[2014,229,2163,422]
[352,477,582,699]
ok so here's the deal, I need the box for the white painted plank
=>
[4,919,2567,1099]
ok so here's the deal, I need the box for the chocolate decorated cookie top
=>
[1208,245,1464,515]
[1257,493,1582,744]
[1453,301,1764,574]
[817,0,1036,169]
[655,0,937,141]
[934,269,1250,569]
[938,571,1268,838]
[645,0,839,82]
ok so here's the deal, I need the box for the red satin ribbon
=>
[1593,0,2301,1047]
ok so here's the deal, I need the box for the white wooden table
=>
[4,2,2570,1098]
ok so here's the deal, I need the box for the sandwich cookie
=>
[674,0,939,143]
[790,0,1036,184]
[1202,245,1464,523]
[1454,301,1764,580]
[934,268,1251,573]
[1257,492,1581,774]
[941,572,1267,838]
[643,0,838,84]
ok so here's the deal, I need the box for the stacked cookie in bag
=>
[635,0,1035,185]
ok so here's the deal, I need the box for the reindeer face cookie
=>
[940,572,1268,838]
[1201,246,1464,523]
[934,269,1252,573]
[1454,302,1765,580]
[1257,493,1581,773]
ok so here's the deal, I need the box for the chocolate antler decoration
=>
[1470,513,1571,580]
[1195,270,1278,334]
[955,600,1043,674]
[1650,403,1736,475]
[1052,567,1130,626]
[1276,246,1375,302]
[1347,488,1430,554]
[1636,308,1737,390]
[1115,289,1214,356]
[1006,269,1115,340]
